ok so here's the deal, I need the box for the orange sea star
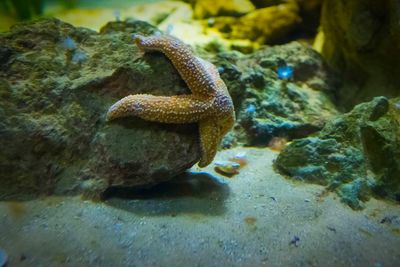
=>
[106,34,235,167]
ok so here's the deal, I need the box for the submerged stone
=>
[216,41,338,146]
[212,2,301,45]
[0,18,201,199]
[275,96,400,209]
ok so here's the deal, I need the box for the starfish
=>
[106,34,235,167]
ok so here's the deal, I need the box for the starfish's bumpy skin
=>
[106,34,235,167]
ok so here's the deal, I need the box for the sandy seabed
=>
[0,147,399,267]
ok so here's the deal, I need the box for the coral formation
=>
[107,34,235,167]
[275,97,400,209]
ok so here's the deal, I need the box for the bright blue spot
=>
[72,50,88,63]
[277,65,294,80]
[245,104,256,114]
[395,102,400,109]
[62,36,77,50]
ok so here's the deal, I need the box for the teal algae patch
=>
[275,96,400,209]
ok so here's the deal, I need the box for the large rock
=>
[229,0,322,43]
[320,0,400,109]
[0,18,201,200]
[275,96,400,209]
[213,41,338,147]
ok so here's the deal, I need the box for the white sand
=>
[0,147,399,266]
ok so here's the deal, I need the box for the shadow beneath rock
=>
[104,171,230,216]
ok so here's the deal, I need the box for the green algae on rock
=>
[274,96,400,209]
[214,41,338,147]
[0,18,201,199]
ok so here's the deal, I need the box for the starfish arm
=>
[198,118,221,167]
[106,94,213,123]
[219,112,235,137]
[134,34,218,97]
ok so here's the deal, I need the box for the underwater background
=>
[0,0,399,266]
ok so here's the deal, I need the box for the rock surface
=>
[213,41,338,147]
[0,18,201,199]
[212,2,301,45]
[320,0,400,109]
[275,96,400,209]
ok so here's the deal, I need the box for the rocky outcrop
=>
[214,41,338,147]
[275,97,400,209]
[320,0,400,109]
[0,17,341,200]
[0,18,201,199]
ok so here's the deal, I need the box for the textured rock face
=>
[275,97,400,209]
[204,0,322,47]
[320,0,400,109]
[215,41,338,147]
[0,18,201,199]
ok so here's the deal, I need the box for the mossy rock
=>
[275,96,400,209]
[0,18,201,200]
